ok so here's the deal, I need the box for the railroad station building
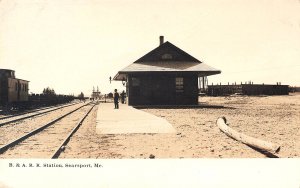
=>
[113,36,221,106]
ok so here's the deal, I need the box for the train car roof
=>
[16,78,30,82]
[0,68,14,71]
[8,77,30,82]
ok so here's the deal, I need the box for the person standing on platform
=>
[120,90,126,104]
[113,89,120,109]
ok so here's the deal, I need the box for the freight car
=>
[0,69,29,109]
[29,93,74,107]
[1,69,75,111]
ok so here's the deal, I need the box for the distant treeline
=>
[28,87,74,106]
[29,93,74,106]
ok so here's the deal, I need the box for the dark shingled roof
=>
[134,41,200,62]
[114,41,221,80]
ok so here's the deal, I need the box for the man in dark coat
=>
[113,89,119,109]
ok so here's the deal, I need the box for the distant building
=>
[91,86,101,100]
[114,36,221,105]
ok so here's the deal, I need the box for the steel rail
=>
[51,103,97,159]
[0,102,79,121]
[0,102,91,154]
[0,102,81,127]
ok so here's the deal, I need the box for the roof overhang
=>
[114,70,221,81]
[113,61,221,81]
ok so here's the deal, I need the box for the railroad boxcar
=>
[0,69,29,107]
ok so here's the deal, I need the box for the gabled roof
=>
[114,41,221,80]
[134,41,200,62]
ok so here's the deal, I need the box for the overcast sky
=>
[1,0,299,96]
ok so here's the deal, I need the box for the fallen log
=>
[217,117,280,154]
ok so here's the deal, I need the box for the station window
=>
[175,77,184,92]
[15,83,18,91]
[162,53,173,60]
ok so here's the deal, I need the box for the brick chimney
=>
[159,36,164,45]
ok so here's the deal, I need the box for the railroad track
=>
[0,102,81,127]
[0,102,97,158]
[0,102,79,120]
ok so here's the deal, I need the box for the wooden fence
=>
[207,83,289,96]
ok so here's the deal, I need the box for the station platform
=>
[96,103,176,134]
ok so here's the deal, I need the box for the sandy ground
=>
[61,93,300,158]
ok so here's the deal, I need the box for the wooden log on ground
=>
[217,117,280,154]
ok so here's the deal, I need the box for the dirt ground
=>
[61,93,300,158]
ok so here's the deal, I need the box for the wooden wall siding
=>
[17,79,29,101]
[7,78,29,102]
[0,78,8,105]
[179,75,198,105]
[207,84,289,96]
[127,73,198,105]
